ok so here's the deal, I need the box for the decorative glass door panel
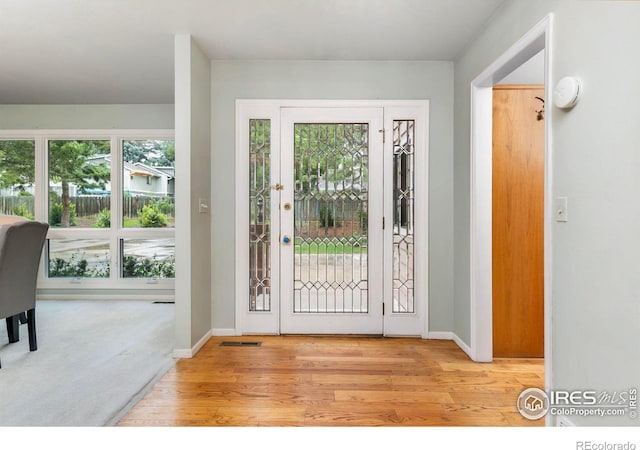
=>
[280,108,384,334]
[392,120,415,313]
[249,119,272,312]
[293,123,369,314]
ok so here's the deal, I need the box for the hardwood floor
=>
[117,336,544,427]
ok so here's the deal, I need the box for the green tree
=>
[123,140,175,166]
[48,140,110,227]
[157,140,175,165]
[122,140,147,165]
[0,140,36,192]
[294,124,368,194]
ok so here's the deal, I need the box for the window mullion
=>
[110,136,120,280]
[35,135,47,223]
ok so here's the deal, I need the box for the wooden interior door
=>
[492,85,544,358]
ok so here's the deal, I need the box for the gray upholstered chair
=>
[0,216,49,368]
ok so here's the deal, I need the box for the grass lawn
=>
[74,216,175,228]
[123,217,140,227]
[295,237,366,255]
[123,217,175,228]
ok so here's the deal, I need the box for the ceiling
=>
[0,0,505,104]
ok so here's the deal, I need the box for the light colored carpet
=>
[0,300,176,426]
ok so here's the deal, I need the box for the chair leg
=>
[6,315,20,343]
[26,308,37,352]
[18,312,27,324]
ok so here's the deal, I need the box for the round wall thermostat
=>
[553,76,582,109]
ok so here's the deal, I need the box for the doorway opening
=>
[469,12,552,392]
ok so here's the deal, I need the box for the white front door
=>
[280,108,384,334]
[237,101,428,337]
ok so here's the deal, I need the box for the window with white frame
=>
[0,131,175,289]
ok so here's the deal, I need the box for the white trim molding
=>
[428,331,474,360]
[172,330,211,358]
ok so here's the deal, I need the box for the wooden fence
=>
[0,196,35,217]
[0,195,175,219]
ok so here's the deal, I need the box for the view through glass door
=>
[280,108,384,334]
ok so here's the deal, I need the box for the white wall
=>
[550,0,640,426]
[174,35,212,354]
[0,104,174,129]
[454,0,640,425]
[210,60,454,333]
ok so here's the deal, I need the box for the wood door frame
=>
[235,99,429,337]
[469,13,553,403]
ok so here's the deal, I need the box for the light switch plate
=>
[198,198,209,213]
[555,197,568,222]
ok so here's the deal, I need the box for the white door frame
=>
[469,13,553,389]
[235,99,429,337]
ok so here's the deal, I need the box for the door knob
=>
[282,235,291,244]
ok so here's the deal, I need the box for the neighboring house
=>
[123,162,174,197]
[86,155,174,197]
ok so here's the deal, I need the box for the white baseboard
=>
[452,333,473,360]
[427,331,474,360]
[172,328,238,358]
[427,331,454,340]
[175,329,475,361]
[172,330,212,358]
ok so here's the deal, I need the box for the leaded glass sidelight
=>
[293,123,369,313]
[249,119,271,312]
[392,120,415,313]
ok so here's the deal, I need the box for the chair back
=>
[0,219,49,318]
